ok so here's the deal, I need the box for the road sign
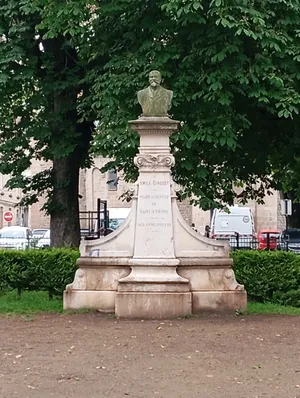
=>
[3,211,13,222]
[280,199,292,216]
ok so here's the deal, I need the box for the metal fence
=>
[79,198,111,240]
[214,232,300,253]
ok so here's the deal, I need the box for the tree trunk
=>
[44,37,94,248]
[50,153,81,248]
[49,117,93,248]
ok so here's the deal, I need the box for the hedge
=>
[0,248,79,298]
[1,249,300,307]
[232,250,300,307]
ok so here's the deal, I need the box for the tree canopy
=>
[90,0,300,209]
[0,0,95,246]
[0,0,300,246]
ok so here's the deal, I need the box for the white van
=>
[108,208,131,230]
[210,206,255,249]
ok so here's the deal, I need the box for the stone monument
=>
[64,71,247,318]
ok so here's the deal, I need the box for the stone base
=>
[115,292,192,318]
[192,291,247,312]
[63,290,115,312]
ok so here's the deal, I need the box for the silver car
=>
[32,228,49,239]
[36,229,51,248]
[0,226,32,250]
[277,228,300,254]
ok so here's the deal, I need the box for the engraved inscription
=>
[138,223,171,227]
[140,180,169,186]
[134,174,174,256]
[137,178,172,233]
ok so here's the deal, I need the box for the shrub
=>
[0,248,79,297]
[232,250,300,306]
[2,248,300,307]
[38,249,79,298]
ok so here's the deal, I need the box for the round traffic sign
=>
[4,211,13,222]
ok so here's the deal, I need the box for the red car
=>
[257,229,280,250]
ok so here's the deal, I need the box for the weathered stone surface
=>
[66,262,131,292]
[64,291,116,312]
[178,266,244,291]
[134,173,175,258]
[137,70,173,116]
[115,292,192,318]
[192,291,247,312]
[79,205,137,258]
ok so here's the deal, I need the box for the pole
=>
[97,198,101,238]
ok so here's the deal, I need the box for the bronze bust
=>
[137,70,173,116]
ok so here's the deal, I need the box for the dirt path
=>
[1,313,300,398]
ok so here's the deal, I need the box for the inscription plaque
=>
[134,173,175,258]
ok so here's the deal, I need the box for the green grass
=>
[0,290,63,314]
[2,290,300,316]
[247,301,300,315]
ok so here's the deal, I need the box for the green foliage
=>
[88,0,300,208]
[0,248,79,297]
[3,249,300,311]
[1,0,300,240]
[232,251,300,307]
[0,0,96,246]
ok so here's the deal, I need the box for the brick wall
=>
[177,198,192,226]
[277,192,287,230]
[81,157,134,211]
[29,159,50,229]
[0,172,24,228]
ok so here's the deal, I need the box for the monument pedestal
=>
[64,116,247,317]
[115,259,191,318]
[114,117,192,318]
[63,257,131,312]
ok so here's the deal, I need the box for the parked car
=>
[32,228,49,239]
[0,226,32,250]
[36,229,51,248]
[210,206,255,249]
[278,228,300,254]
[257,229,280,250]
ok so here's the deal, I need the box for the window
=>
[107,170,118,191]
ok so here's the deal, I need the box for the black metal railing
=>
[214,232,300,253]
[79,198,110,240]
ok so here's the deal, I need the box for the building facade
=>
[0,173,26,228]
[191,190,286,235]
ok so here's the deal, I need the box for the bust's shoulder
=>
[161,86,172,94]
[161,87,173,98]
[138,87,150,96]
